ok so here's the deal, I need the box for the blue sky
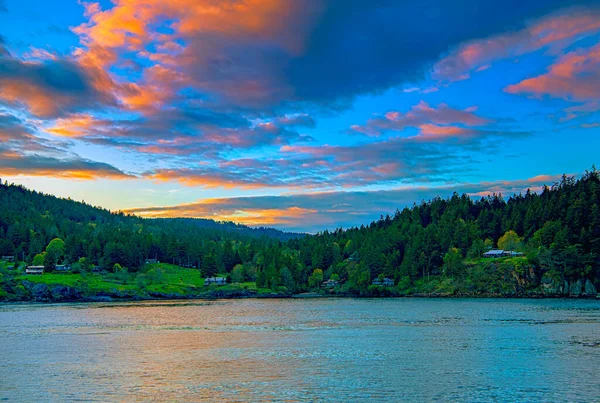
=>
[0,0,599,232]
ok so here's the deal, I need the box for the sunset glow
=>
[1,0,599,231]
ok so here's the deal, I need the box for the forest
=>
[1,168,599,301]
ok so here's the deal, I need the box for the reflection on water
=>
[1,299,599,402]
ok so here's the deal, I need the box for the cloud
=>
[349,101,490,137]
[44,110,314,157]
[69,0,600,114]
[581,122,600,128]
[140,103,531,191]
[505,42,600,102]
[127,202,317,227]
[124,173,565,232]
[274,114,316,128]
[0,112,133,180]
[0,112,68,153]
[0,0,594,188]
[0,53,115,117]
[432,7,600,83]
[0,151,135,180]
[142,133,474,190]
[144,158,325,189]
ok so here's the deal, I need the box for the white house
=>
[26,266,44,275]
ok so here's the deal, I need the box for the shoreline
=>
[2,291,599,304]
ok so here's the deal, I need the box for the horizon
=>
[1,171,585,235]
[1,0,600,232]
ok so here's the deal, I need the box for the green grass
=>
[17,272,138,293]
[13,263,267,298]
[143,263,205,288]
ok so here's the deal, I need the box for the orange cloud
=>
[0,81,84,118]
[127,200,316,226]
[0,152,134,180]
[506,43,600,101]
[69,0,322,112]
[145,169,276,189]
[46,114,100,137]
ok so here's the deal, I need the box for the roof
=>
[373,277,394,284]
[27,266,45,269]
[483,250,505,255]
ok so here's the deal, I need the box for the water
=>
[0,298,599,402]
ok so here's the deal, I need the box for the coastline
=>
[2,289,599,304]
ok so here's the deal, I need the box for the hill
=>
[1,169,600,301]
[0,181,302,267]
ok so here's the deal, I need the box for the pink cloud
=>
[417,124,471,138]
[433,8,600,83]
[349,101,490,137]
[505,43,600,102]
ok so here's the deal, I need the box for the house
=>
[483,249,506,258]
[204,277,227,286]
[483,250,523,258]
[26,266,44,275]
[372,277,394,287]
[145,259,158,265]
[55,264,71,272]
[92,265,103,272]
[321,279,339,289]
[2,256,15,262]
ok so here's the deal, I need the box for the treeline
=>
[0,182,301,280]
[1,168,600,295]
[282,168,600,293]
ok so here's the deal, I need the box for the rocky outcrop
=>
[30,283,51,301]
[570,279,583,296]
[50,285,82,301]
[584,279,598,296]
[541,274,562,295]
[21,281,82,302]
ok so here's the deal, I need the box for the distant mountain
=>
[153,217,304,241]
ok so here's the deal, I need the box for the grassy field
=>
[10,262,273,298]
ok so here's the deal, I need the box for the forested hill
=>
[0,181,302,269]
[1,169,600,301]
[284,168,600,296]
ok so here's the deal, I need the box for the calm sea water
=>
[0,298,599,402]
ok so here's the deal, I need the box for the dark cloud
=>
[275,114,316,128]
[0,112,132,180]
[71,0,600,114]
[284,0,600,103]
[0,151,134,179]
[0,52,115,117]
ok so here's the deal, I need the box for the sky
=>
[0,0,599,232]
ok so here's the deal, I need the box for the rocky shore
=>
[2,278,597,304]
